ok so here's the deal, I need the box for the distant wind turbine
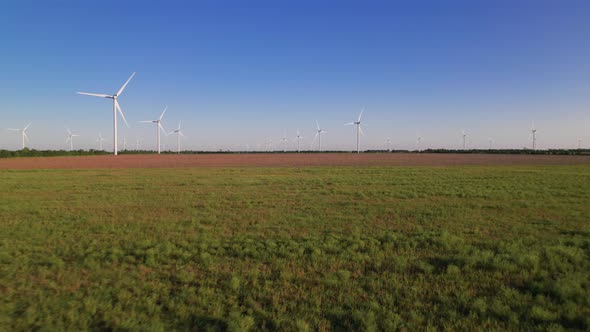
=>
[281,132,288,152]
[416,135,422,152]
[66,128,80,151]
[578,138,582,150]
[488,138,493,150]
[461,130,468,150]
[168,121,185,153]
[97,132,105,150]
[312,121,327,151]
[345,108,365,153]
[140,106,168,154]
[123,136,128,151]
[7,123,31,149]
[77,72,135,155]
[384,138,392,151]
[295,129,303,152]
[530,122,537,150]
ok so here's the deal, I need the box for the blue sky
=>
[1,0,589,151]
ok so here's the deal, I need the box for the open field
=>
[0,153,590,169]
[1,163,590,330]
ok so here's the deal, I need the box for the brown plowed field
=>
[1,153,589,169]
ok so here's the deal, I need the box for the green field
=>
[1,166,589,331]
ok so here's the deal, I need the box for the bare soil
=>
[1,153,589,169]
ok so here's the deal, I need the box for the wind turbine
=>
[281,132,288,152]
[578,138,582,150]
[530,122,537,150]
[168,121,185,153]
[77,72,135,155]
[7,123,31,149]
[416,135,422,152]
[140,106,168,154]
[312,121,327,151]
[384,138,392,152]
[295,129,303,152]
[97,132,105,150]
[488,138,493,150]
[345,108,365,153]
[66,128,80,151]
[461,130,468,150]
[123,136,128,151]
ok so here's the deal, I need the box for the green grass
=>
[1,166,589,331]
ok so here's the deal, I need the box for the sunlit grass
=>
[1,166,589,330]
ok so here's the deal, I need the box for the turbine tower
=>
[416,135,422,152]
[77,72,135,156]
[66,128,80,151]
[488,138,493,150]
[295,129,303,153]
[530,122,537,150]
[312,121,327,152]
[140,106,168,154]
[97,132,105,150]
[345,109,365,153]
[168,121,185,154]
[578,138,582,150]
[7,123,31,149]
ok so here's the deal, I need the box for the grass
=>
[1,165,589,331]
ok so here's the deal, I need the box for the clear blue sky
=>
[1,0,589,151]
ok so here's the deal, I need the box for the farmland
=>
[1,157,590,330]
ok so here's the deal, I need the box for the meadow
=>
[0,165,589,331]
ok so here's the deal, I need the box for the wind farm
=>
[1,1,590,331]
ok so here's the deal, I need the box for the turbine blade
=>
[359,125,364,136]
[316,121,320,131]
[139,120,154,123]
[24,123,32,130]
[358,108,364,122]
[159,123,168,136]
[344,122,354,126]
[7,128,20,131]
[159,106,168,120]
[115,100,130,128]
[116,72,136,96]
[24,132,30,142]
[77,92,111,98]
[66,128,72,135]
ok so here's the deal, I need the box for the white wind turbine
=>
[66,128,80,151]
[281,132,288,152]
[7,123,31,149]
[461,130,468,150]
[140,106,168,154]
[384,138,392,151]
[96,132,105,150]
[345,108,365,153]
[416,135,422,151]
[578,138,582,149]
[77,72,135,155]
[488,137,493,150]
[123,136,128,151]
[295,129,303,152]
[312,121,327,151]
[168,121,185,153]
[530,122,537,150]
